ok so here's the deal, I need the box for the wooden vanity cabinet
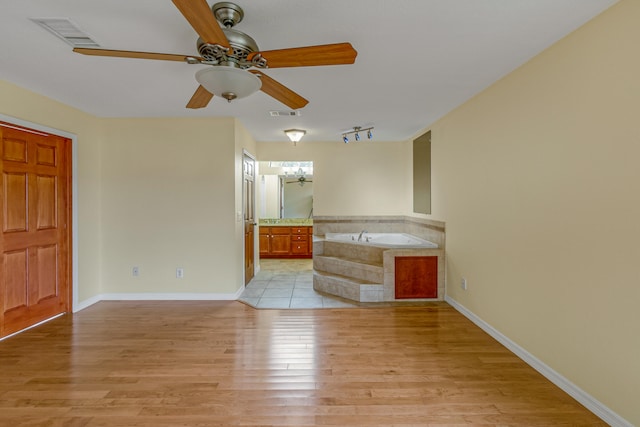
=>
[259,225,312,258]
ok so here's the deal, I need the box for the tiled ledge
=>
[312,215,445,248]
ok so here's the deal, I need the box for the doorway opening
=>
[256,160,313,275]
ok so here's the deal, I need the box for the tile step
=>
[313,270,383,303]
[313,255,384,283]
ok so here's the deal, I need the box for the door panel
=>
[3,250,28,311]
[3,137,27,162]
[0,123,71,338]
[3,172,27,232]
[36,176,57,229]
[36,245,58,302]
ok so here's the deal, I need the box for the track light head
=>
[340,125,373,143]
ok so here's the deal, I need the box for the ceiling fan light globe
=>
[195,67,261,100]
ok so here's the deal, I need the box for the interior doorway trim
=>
[0,113,79,313]
[242,149,257,285]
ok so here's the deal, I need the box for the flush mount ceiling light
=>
[195,67,262,102]
[342,126,374,144]
[284,129,306,146]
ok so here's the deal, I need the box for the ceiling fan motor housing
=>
[197,28,259,68]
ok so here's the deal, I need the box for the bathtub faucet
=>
[357,230,368,241]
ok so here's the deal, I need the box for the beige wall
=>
[0,80,103,303]
[100,117,248,295]
[256,140,412,216]
[428,0,639,423]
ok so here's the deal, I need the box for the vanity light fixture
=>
[284,129,306,146]
[341,126,374,143]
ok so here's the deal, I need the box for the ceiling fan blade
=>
[186,85,214,109]
[248,70,309,109]
[252,42,357,68]
[172,0,229,47]
[73,48,202,62]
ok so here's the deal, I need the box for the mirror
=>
[258,161,313,219]
[413,131,431,214]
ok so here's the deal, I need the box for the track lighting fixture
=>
[341,126,374,143]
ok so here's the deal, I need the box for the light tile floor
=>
[238,259,358,309]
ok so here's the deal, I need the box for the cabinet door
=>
[271,234,291,255]
[395,256,438,298]
[259,230,270,256]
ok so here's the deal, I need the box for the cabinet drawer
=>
[292,234,307,242]
[291,227,308,235]
[271,227,291,235]
[291,242,309,254]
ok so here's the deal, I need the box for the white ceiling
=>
[0,0,617,142]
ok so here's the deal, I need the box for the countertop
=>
[259,218,313,227]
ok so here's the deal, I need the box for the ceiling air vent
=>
[269,110,301,117]
[31,18,100,48]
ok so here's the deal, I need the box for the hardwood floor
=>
[0,301,605,426]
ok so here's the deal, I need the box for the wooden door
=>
[243,154,255,285]
[0,122,71,338]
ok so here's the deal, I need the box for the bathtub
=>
[324,232,438,249]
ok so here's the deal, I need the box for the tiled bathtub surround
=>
[312,216,445,303]
[313,216,445,248]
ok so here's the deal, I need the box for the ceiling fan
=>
[286,176,312,186]
[72,0,358,109]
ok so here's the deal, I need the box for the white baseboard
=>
[74,289,245,312]
[73,294,102,313]
[445,295,632,427]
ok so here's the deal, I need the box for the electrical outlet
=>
[461,277,467,290]
[132,266,140,277]
[176,268,184,279]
